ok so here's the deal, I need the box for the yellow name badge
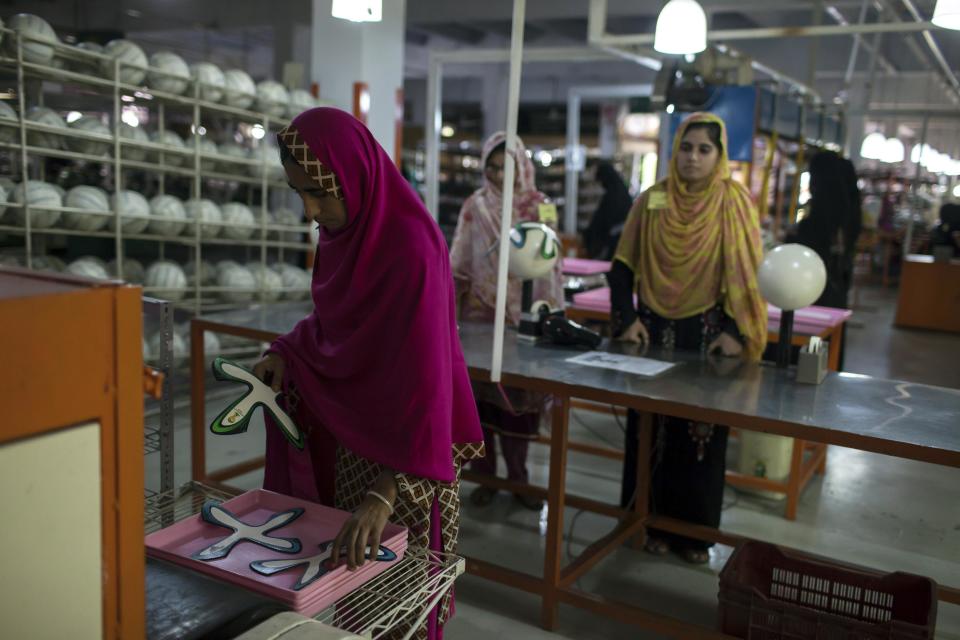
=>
[647,191,668,210]
[537,202,558,224]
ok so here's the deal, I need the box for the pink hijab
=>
[450,132,564,325]
[269,107,482,485]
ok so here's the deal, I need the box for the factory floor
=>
[151,284,960,639]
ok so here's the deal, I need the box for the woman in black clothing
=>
[931,203,960,257]
[582,161,633,259]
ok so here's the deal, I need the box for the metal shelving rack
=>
[0,27,314,314]
[145,481,466,640]
[142,296,175,501]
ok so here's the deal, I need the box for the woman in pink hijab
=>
[449,132,564,509]
[254,107,484,640]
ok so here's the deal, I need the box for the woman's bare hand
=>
[618,319,649,345]
[252,353,286,393]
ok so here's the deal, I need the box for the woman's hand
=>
[618,319,649,345]
[331,469,398,570]
[707,332,743,357]
[252,353,286,393]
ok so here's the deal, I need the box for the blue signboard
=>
[667,85,757,162]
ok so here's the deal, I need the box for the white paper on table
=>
[565,351,678,377]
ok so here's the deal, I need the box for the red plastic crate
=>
[719,541,937,639]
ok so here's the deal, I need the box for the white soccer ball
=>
[66,115,112,157]
[184,198,223,237]
[0,100,19,145]
[185,259,217,286]
[66,258,110,280]
[13,181,62,228]
[145,260,188,301]
[64,185,110,232]
[148,194,187,236]
[119,123,150,162]
[190,62,225,102]
[203,330,221,355]
[148,51,190,95]
[271,207,305,243]
[256,81,289,118]
[508,222,560,280]
[217,143,249,172]
[102,39,148,85]
[110,190,152,234]
[217,262,256,302]
[69,41,104,74]
[274,263,311,300]
[108,257,145,284]
[0,252,21,267]
[221,202,257,240]
[248,144,285,181]
[248,263,283,302]
[31,254,66,273]
[287,89,317,119]
[223,69,256,109]
[26,106,67,149]
[758,243,827,311]
[7,14,59,65]
[196,138,219,171]
[150,130,188,166]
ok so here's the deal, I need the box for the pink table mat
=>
[570,287,852,335]
[562,258,611,276]
[146,489,407,614]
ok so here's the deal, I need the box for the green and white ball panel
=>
[13,181,62,228]
[190,63,226,102]
[150,130,187,166]
[221,202,256,240]
[66,258,110,280]
[256,81,289,118]
[64,185,110,231]
[223,69,256,109]
[148,194,187,236]
[120,123,150,162]
[110,190,151,234]
[185,198,223,237]
[102,39,148,85]
[145,260,188,301]
[218,263,256,302]
[8,13,59,64]
[108,257,145,284]
[69,41,104,73]
[66,115,111,156]
[287,89,317,119]
[185,259,217,286]
[26,106,67,149]
[249,263,283,302]
[0,100,19,144]
[148,51,190,95]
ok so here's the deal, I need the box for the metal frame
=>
[142,297,175,498]
[564,84,653,234]
[0,28,313,313]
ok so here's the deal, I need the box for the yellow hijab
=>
[614,112,767,361]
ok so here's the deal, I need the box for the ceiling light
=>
[331,0,382,23]
[932,0,960,30]
[880,137,904,163]
[654,0,707,55]
[859,132,886,160]
[251,124,265,140]
[440,125,454,138]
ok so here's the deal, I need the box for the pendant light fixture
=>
[654,0,708,55]
[932,0,960,29]
[859,132,887,160]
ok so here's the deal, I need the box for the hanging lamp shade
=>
[932,0,960,30]
[654,0,707,55]
[881,137,905,163]
[331,0,382,23]
[859,132,887,160]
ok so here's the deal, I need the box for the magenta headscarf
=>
[269,107,482,484]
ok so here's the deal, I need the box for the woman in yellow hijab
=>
[609,112,767,564]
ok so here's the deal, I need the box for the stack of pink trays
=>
[146,489,408,616]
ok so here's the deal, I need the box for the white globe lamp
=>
[859,132,887,160]
[654,0,707,55]
[758,244,827,367]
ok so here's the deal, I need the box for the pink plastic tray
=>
[146,489,407,614]
[562,258,611,275]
